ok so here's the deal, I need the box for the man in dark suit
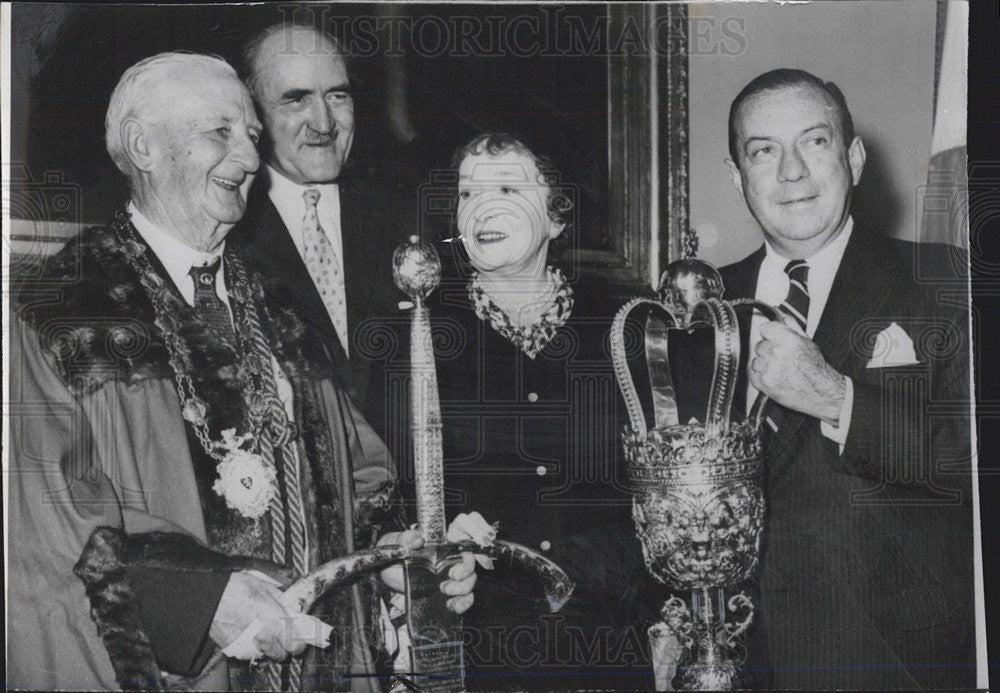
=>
[231,22,405,430]
[720,69,976,689]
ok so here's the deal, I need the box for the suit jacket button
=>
[536,465,547,477]
[540,540,551,551]
[527,392,539,403]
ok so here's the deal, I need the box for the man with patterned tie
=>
[718,69,975,689]
[8,51,477,691]
[232,22,405,433]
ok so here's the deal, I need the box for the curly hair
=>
[451,133,574,229]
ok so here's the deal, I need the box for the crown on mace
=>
[610,259,786,487]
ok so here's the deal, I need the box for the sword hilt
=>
[392,238,577,614]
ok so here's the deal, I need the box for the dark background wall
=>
[9,3,612,257]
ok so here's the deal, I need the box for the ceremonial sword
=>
[391,236,576,691]
[277,237,574,691]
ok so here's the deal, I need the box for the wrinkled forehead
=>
[152,67,257,127]
[734,84,841,141]
[458,151,545,186]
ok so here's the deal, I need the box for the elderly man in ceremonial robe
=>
[8,52,475,692]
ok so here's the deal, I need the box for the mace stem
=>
[698,587,720,663]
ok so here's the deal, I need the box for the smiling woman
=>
[383,133,659,690]
[455,134,566,302]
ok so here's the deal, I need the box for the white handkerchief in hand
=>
[447,512,497,570]
[221,570,333,661]
[866,322,920,368]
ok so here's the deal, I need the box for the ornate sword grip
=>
[444,539,576,612]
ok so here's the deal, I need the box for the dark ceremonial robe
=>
[719,229,975,690]
[9,214,402,691]
[380,266,660,691]
[230,169,409,437]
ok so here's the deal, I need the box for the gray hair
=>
[105,52,237,175]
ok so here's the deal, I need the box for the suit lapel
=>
[812,227,901,373]
[236,184,346,362]
[339,176,383,337]
[767,227,902,460]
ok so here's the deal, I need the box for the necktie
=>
[301,188,350,355]
[188,258,236,346]
[751,260,810,432]
[778,259,810,333]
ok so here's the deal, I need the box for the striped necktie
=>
[751,259,810,433]
[778,259,809,333]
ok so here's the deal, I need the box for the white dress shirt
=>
[747,217,855,447]
[129,202,230,313]
[267,165,350,353]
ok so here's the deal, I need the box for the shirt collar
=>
[128,201,224,291]
[762,216,854,276]
[267,164,339,210]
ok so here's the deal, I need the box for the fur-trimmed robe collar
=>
[16,210,339,435]
[17,212,398,690]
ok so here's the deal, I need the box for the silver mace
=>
[391,236,576,692]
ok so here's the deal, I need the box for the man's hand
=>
[377,528,425,593]
[376,512,493,615]
[440,552,477,614]
[441,512,495,614]
[751,320,846,424]
[446,511,497,550]
[209,571,307,660]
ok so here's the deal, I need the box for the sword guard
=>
[406,542,466,575]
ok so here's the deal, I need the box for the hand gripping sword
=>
[392,236,576,691]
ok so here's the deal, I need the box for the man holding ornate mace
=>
[7,52,476,691]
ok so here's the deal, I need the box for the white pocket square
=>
[866,322,920,368]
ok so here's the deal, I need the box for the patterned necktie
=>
[188,258,236,346]
[301,188,350,355]
[778,259,810,333]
